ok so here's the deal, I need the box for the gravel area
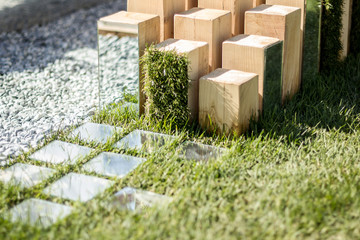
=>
[0,0,140,161]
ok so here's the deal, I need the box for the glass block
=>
[178,141,225,162]
[43,173,113,202]
[83,152,145,178]
[29,140,93,165]
[0,163,55,189]
[69,122,118,144]
[111,187,172,211]
[8,198,72,228]
[113,130,175,152]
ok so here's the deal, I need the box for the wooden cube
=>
[127,0,186,41]
[174,8,232,72]
[198,0,253,35]
[253,0,265,7]
[156,39,209,119]
[98,11,160,115]
[199,68,258,135]
[185,0,198,10]
[266,0,306,80]
[222,34,283,112]
[245,5,301,103]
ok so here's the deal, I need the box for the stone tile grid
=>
[178,141,226,162]
[0,163,56,189]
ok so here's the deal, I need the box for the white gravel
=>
[0,0,139,161]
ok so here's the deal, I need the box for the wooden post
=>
[222,34,283,113]
[185,0,198,10]
[340,0,353,59]
[245,5,301,103]
[266,0,306,82]
[174,8,232,72]
[198,0,253,35]
[156,39,209,120]
[127,0,186,41]
[253,0,265,8]
[98,11,160,115]
[199,68,259,135]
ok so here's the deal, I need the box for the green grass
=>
[1,1,360,239]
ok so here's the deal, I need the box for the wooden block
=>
[340,0,353,59]
[174,8,232,72]
[127,0,186,41]
[156,39,209,119]
[198,0,253,35]
[245,5,301,103]
[199,68,258,135]
[222,34,283,112]
[266,0,306,81]
[98,11,160,115]
[185,0,198,10]
[253,0,265,8]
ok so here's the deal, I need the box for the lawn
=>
[1,0,360,239]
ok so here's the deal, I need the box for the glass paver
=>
[178,141,225,162]
[29,140,93,165]
[83,152,145,178]
[111,187,172,211]
[113,130,175,152]
[69,122,118,144]
[43,172,113,202]
[0,163,55,189]
[8,198,72,228]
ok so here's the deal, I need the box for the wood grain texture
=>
[127,0,186,41]
[199,68,258,135]
[222,34,282,112]
[156,39,209,119]
[198,0,253,35]
[266,0,306,83]
[174,8,232,72]
[245,5,301,103]
[185,0,198,10]
[340,0,353,59]
[98,11,160,115]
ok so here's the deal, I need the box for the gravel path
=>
[0,0,138,161]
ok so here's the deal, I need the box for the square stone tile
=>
[83,152,145,178]
[113,130,175,152]
[43,173,113,202]
[29,140,93,165]
[178,141,225,162]
[0,163,56,189]
[111,187,172,211]
[8,198,72,228]
[69,122,118,144]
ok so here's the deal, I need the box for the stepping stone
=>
[43,173,113,202]
[111,187,172,211]
[8,198,72,228]
[0,163,55,189]
[69,122,118,144]
[113,130,175,152]
[29,140,93,165]
[178,141,225,162]
[83,152,145,178]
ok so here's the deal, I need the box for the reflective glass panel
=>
[8,198,72,228]
[83,152,145,178]
[0,163,55,189]
[29,141,93,165]
[43,172,113,202]
[111,187,172,211]
[178,141,225,162]
[69,122,118,144]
